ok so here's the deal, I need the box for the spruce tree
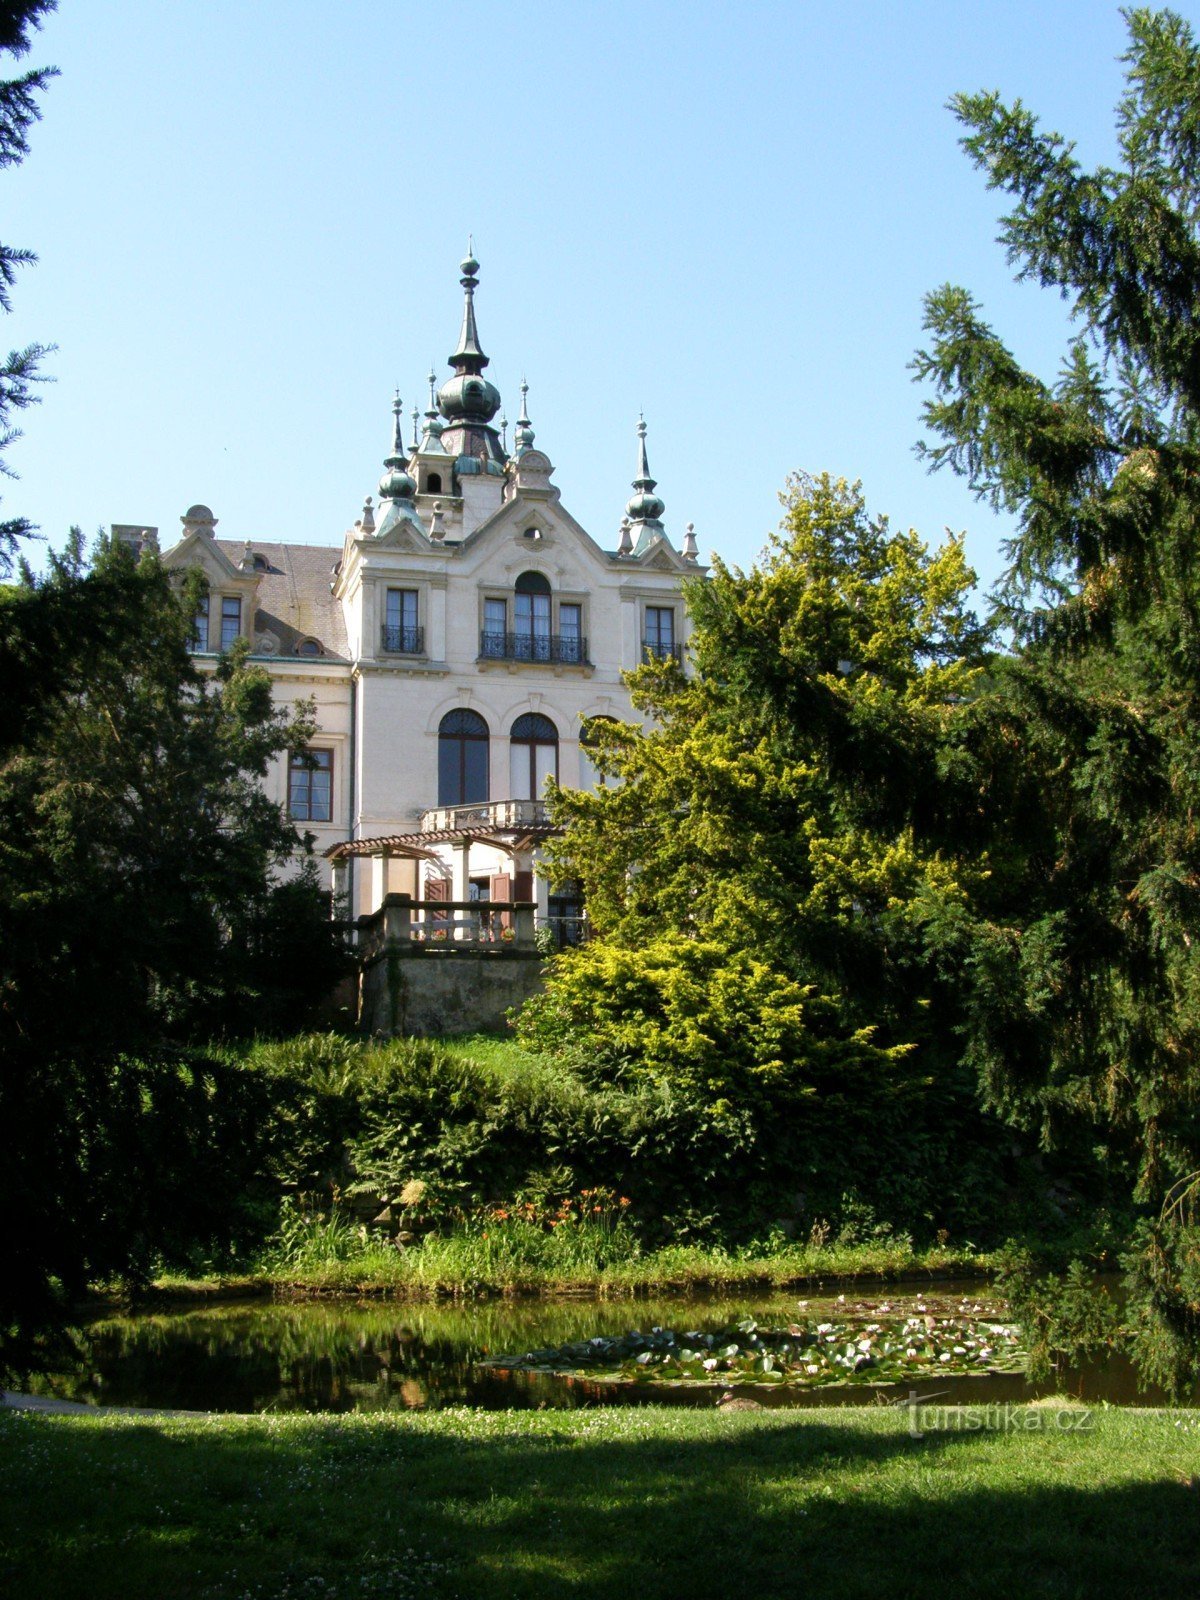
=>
[0,0,55,573]
[914,5,1200,1392]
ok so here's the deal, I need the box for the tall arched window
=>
[514,570,552,661]
[510,712,558,800]
[438,709,489,806]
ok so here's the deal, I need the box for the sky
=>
[6,0,1196,599]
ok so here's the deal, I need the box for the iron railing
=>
[479,629,588,665]
[641,640,683,664]
[381,623,425,655]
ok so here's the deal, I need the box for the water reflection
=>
[29,1283,1195,1414]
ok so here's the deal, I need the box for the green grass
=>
[272,1234,992,1297]
[1,1403,1196,1598]
[154,1235,992,1304]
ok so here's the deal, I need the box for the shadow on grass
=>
[0,1408,1194,1599]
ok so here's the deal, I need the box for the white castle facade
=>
[125,252,701,937]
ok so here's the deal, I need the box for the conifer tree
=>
[0,0,55,573]
[913,6,1200,1391]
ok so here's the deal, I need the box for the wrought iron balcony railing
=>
[479,629,589,665]
[381,623,425,655]
[641,640,683,664]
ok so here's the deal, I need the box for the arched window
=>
[438,709,489,806]
[426,471,442,495]
[579,714,618,792]
[509,712,558,800]
[514,570,551,661]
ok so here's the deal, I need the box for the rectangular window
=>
[192,601,209,652]
[644,606,675,659]
[482,597,507,658]
[220,595,242,652]
[289,748,333,823]
[559,603,582,663]
[386,588,418,630]
[384,588,420,652]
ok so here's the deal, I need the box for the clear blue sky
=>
[6,0,1194,597]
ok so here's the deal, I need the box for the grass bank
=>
[152,1236,994,1304]
[1,1403,1195,1598]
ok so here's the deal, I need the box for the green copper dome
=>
[438,371,502,424]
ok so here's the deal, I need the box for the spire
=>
[389,391,404,459]
[514,378,536,454]
[410,404,420,455]
[500,413,508,452]
[378,392,417,506]
[450,240,488,373]
[437,247,502,430]
[417,366,446,453]
[626,415,666,528]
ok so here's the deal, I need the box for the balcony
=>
[420,798,552,834]
[641,640,683,665]
[381,623,425,655]
[479,629,589,666]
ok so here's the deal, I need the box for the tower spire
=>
[626,415,666,533]
[378,391,417,508]
[450,241,488,372]
[514,377,536,455]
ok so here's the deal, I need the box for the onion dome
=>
[378,392,417,502]
[437,248,501,424]
[626,416,666,524]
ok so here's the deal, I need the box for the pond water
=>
[30,1280,1191,1414]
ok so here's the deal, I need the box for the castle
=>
[121,251,700,954]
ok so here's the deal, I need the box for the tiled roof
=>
[216,541,348,661]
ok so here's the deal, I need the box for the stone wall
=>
[358,946,546,1037]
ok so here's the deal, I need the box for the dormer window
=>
[220,596,242,652]
[252,553,271,572]
[296,637,323,657]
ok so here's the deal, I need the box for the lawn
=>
[1,1402,1196,1598]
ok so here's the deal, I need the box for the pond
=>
[28,1280,1190,1414]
